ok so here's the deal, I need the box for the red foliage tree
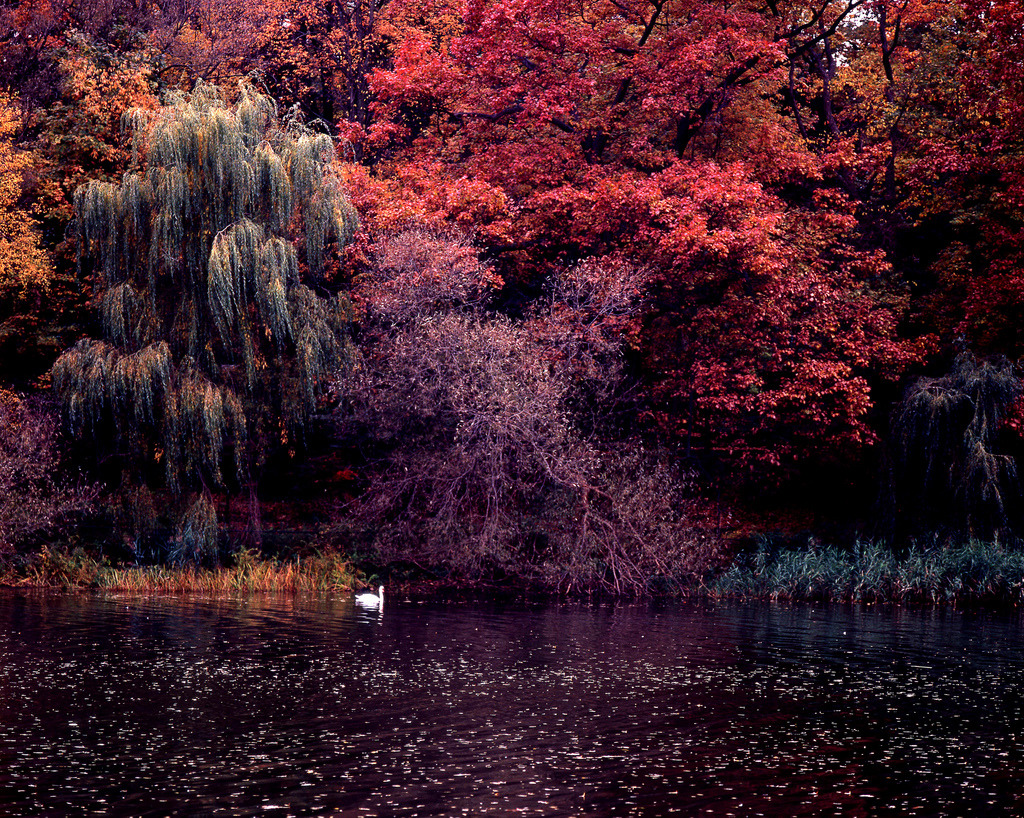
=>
[904,0,1024,358]
[365,0,918,483]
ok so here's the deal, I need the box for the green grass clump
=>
[712,539,1024,605]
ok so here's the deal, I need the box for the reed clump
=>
[13,546,358,593]
[712,539,1024,605]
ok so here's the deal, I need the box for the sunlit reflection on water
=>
[1,593,1023,815]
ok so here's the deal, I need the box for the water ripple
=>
[1,594,1022,815]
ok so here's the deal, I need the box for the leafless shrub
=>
[0,391,100,553]
[534,257,647,381]
[357,227,502,324]
[337,312,561,573]
[533,445,724,594]
[334,233,721,592]
[529,256,650,435]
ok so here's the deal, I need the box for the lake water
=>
[1,593,1023,816]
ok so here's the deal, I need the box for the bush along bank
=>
[3,546,360,595]
[711,539,1024,606]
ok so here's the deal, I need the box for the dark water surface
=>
[1,593,1023,816]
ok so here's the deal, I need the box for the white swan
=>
[355,585,384,606]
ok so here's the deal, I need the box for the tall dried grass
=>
[14,546,358,594]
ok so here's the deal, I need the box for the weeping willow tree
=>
[889,353,1022,541]
[52,80,359,562]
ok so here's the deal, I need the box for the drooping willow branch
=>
[53,79,359,557]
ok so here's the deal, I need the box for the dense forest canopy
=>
[0,0,1022,589]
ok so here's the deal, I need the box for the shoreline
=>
[4,539,1024,608]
